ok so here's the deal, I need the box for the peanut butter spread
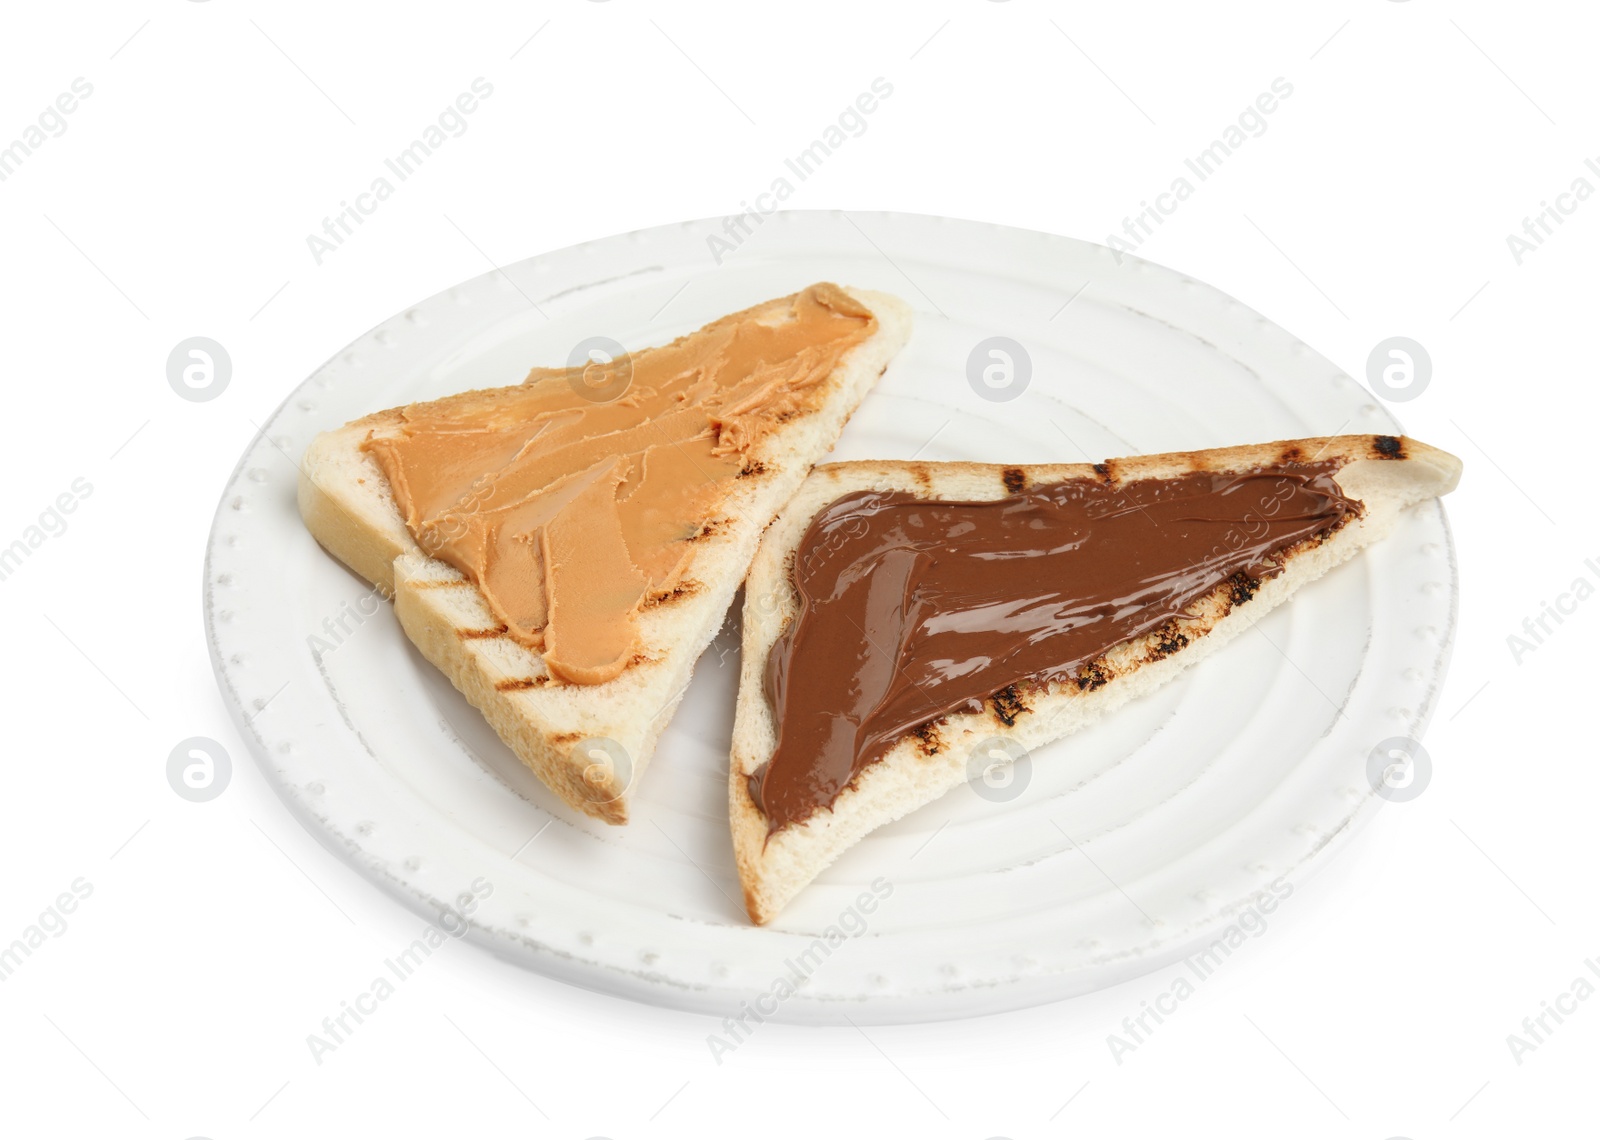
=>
[363,283,876,685]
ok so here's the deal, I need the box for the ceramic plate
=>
[204,211,1456,1023]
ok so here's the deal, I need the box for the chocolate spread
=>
[750,463,1360,832]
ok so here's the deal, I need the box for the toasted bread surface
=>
[299,286,913,823]
[731,436,1462,922]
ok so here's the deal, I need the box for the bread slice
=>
[731,435,1462,923]
[299,285,913,824]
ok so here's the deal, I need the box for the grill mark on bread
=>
[495,677,546,691]
[551,731,580,745]
[1279,445,1304,465]
[644,580,702,607]
[991,684,1030,726]
[1374,434,1404,459]
[1075,658,1112,691]
[1148,619,1191,661]
[689,518,732,542]
[910,720,944,756]
[1002,467,1026,494]
[1092,462,1115,484]
[738,460,768,478]
[1227,570,1261,606]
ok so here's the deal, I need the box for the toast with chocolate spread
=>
[299,284,913,824]
[730,435,1461,923]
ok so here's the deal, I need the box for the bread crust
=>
[730,435,1462,923]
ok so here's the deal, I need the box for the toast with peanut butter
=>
[299,283,912,823]
[731,435,1462,923]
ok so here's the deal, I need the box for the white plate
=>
[204,211,1456,1023]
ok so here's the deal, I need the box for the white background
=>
[2,1,1595,1136]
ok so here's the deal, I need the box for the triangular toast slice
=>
[299,284,912,823]
[731,435,1461,922]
